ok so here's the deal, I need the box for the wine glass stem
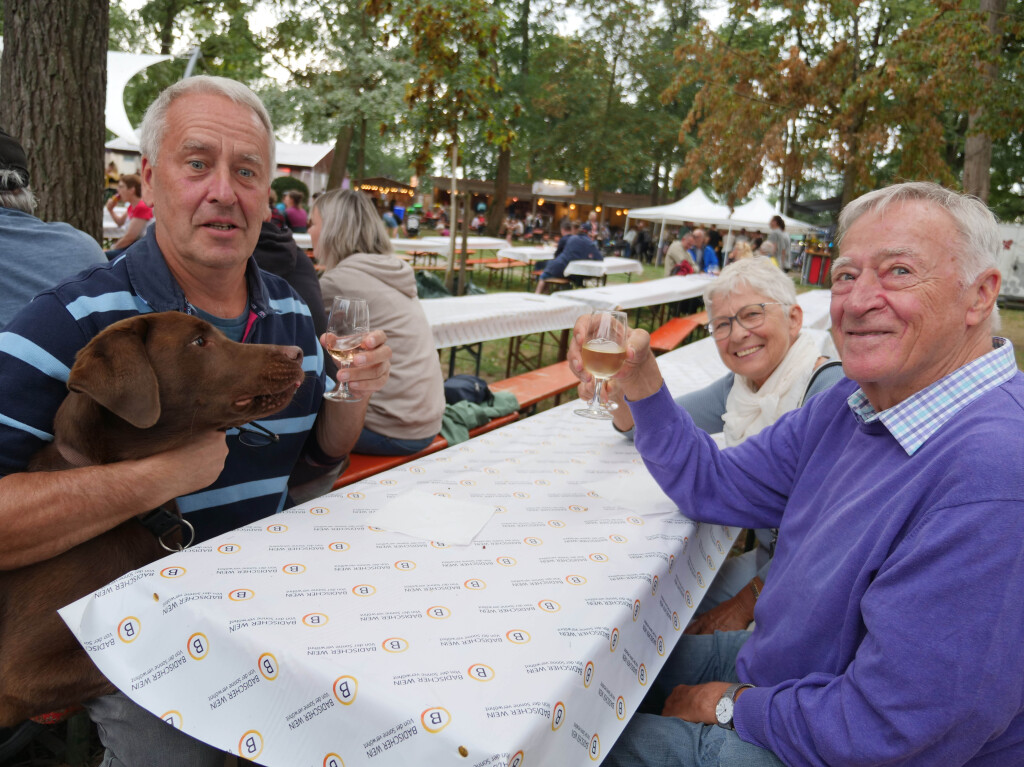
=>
[592,378,606,410]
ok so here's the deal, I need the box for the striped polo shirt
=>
[0,230,328,543]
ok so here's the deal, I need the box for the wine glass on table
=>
[575,309,629,420]
[324,296,370,402]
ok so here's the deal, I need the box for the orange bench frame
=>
[649,311,708,354]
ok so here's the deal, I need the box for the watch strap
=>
[718,682,754,730]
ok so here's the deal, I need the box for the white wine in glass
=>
[325,296,370,402]
[575,310,628,420]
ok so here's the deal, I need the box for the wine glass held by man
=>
[572,259,842,633]
[324,297,371,402]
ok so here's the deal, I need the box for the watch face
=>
[715,696,733,726]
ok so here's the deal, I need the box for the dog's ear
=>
[68,316,161,429]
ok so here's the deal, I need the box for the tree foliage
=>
[670,0,999,207]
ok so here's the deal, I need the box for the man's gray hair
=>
[139,76,275,169]
[836,182,998,286]
[0,169,36,214]
[704,256,796,310]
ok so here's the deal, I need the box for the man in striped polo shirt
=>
[0,77,391,765]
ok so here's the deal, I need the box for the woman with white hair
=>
[601,258,842,633]
[311,189,445,455]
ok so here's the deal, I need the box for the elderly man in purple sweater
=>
[570,182,1022,766]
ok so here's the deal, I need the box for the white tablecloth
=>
[564,257,643,279]
[497,245,556,263]
[60,344,740,767]
[420,293,589,349]
[559,274,716,311]
[103,207,125,239]
[420,236,510,252]
[389,238,452,256]
[58,288,834,767]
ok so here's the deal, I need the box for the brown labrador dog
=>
[0,311,307,726]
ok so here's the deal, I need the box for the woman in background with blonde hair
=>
[311,189,445,455]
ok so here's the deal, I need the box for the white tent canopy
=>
[106,51,173,143]
[627,188,735,228]
[0,39,172,144]
[729,196,819,235]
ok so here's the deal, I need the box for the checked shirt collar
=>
[847,338,1017,456]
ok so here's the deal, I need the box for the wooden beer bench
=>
[331,413,519,490]
[649,310,708,355]
[490,360,579,414]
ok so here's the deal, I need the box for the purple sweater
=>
[631,375,1024,766]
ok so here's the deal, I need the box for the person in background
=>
[104,173,153,259]
[691,227,721,273]
[757,239,780,269]
[381,202,399,237]
[727,240,755,264]
[535,221,602,293]
[268,188,287,228]
[664,230,697,276]
[104,160,119,199]
[767,215,792,271]
[312,189,444,455]
[706,224,723,257]
[0,127,105,330]
[621,223,637,259]
[283,189,308,233]
[253,205,328,338]
[572,181,1022,767]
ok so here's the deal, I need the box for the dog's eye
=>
[191,336,206,347]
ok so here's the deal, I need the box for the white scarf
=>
[720,330,837,447]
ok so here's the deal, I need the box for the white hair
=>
[139,76,275,169]
[836,181,998,285]
[704,257,797,310]
[0,169,36,214]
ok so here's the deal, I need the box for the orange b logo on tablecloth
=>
[238,731,263,759]
[117,617,140,643]
[382,637,409,653]
[551,702,566,731]
[506,629,531,644]
[468,663,495,681]
[258,653,279,680]
[187,633,209,660]
[333,676,357,705]
[421,707,451,733]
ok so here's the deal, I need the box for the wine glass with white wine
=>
[324,296,370,402]
[575,309,629,420]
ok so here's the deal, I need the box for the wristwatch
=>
[715,683,754,730]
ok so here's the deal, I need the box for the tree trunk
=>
[459,195,471,295]
[649,159,661,205]
[326,124,354,191]
[487,145,511,236]
[962,0,1006,204]
[356,116,368,186]
[2,0,108,241]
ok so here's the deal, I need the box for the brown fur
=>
[0,312,306,726]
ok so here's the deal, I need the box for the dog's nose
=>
[284,345,303,362]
